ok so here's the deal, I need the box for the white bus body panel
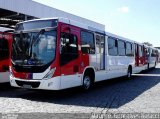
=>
[0,72,9,83]
[94,33,135,82]
[149,57,156,68]
[60,74,82,89]
[132,66,146,74]
[10,74,82,90]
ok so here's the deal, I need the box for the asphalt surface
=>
[0,64,160,115]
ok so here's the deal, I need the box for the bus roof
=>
[16,17,105,33]
[105,31,135,43]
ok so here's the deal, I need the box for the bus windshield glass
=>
[12,29,57,68]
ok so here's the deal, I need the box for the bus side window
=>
[108,37,118,56]
[81,31,95,54]
[60,33,78,65]
[118,40,126,56]
[126,42,132,56]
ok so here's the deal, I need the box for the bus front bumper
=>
[10,76,61,90]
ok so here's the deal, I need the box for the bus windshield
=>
[12,29,57,72]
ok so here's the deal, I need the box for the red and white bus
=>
[9,18,158,90]
[0,29,13,83]
[133,43,158,73]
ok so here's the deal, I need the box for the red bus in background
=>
[0,30,13,83]
[133,43,158,73]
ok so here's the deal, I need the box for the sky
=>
[33,0,160,47]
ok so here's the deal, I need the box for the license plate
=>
[23,84,32,89]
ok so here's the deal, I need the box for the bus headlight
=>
[43,68,56,79]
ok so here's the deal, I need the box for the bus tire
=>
[83,75,92,90]
[127,67,132,79]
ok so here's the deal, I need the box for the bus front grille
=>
[15,80,40,88]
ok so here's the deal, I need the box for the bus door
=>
[138,45,144,66]
[59,24,81,89]
[95,33,105,70]
[144,46,149,65]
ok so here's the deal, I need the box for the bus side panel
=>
[0,32,12,83]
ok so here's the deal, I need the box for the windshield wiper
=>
[32,29,45,46]
[30,29,45,59]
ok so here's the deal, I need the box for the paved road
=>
[0,64,160,115]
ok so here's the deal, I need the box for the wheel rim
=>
[83,76,91,90]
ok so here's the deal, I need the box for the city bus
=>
[0,30,13,83]
[9,18,157,90]
[133,43,158,72]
